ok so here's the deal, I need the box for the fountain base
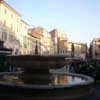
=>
[0,72,94,100]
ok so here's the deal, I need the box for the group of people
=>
[68,59,97,80]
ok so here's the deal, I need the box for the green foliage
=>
[88,59,100,68]
[80,59,100,80]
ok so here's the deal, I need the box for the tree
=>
[35,40,38,55]
[71,43,74,57]
[57,37,60,55]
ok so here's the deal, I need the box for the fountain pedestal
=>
[6,55,66,84]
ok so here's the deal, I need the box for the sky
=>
[5,0,100,46]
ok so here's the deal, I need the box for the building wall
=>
[0,1,21,36]
[0,1,29,55]
[67,42,87,59]
[42,30,54,55]
[50,29,67,55]
[19,20,29,54]
[26,35,37,55]
[66,42,72,57]
[28,27,54,55]
[28,27,42,55]
[58,40,67,56]
[90,38,100,59]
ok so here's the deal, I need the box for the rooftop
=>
[1,0,21,16]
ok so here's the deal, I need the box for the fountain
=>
[0,40,12,72]
[0,41,94,100]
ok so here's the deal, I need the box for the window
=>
[11,24,13,30]
[11,14,13,18]
[25,26,27,30]
[5,9,7,14]
[98,39,100,42]
[4,20,6,26]
[17,26,18,32]
[20,23,22,27]
[9,33,14,42]
[98,45,100,48]
[2,32,7,41]
[24,43,27,48]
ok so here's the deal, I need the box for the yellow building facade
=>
[41,28,54,55]
[28,27,42,55]
[50,29,68,55]
[67,42,87,59]
[90,38,100,59]
[0,1,29,54]
[28,27,54,55]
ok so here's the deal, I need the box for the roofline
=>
[91,38,100,43]
[28,33,41,39]
[2,1,21,16]
[20,19,29,26]
[68,41,86,45]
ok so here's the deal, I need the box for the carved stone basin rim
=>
[0,72,94,89]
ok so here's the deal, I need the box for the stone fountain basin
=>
[6,55,67,69]
[4,55,94,99]
[0,72,94,100]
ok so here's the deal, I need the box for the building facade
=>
[28,27,54,55]
[28,27,42,55]
[0,1,89,57]
[90,38,100,59]
[0,1,29,55]
[67,42,87,59]
[49,29,67,55]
